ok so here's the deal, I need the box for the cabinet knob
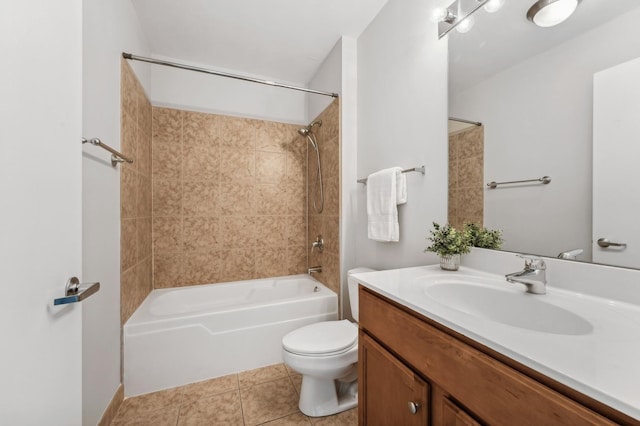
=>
[408,401,420,414]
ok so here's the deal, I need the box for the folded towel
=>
[367,167,404,242]
[396,169,407,205]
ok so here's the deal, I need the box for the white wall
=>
[308,39,343,121]
[150,55,308,124]
[82,0,150,424]
[0,1,83,424]
[450,7,640,261]
[356,0,448,270]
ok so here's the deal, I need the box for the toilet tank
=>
[347,268,376,322]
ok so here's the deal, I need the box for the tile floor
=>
[111,363,358,426]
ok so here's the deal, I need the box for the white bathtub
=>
[124,274,338,396]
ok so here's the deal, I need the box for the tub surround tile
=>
[255,248,288,278]
[240,378,299,426]
[181,374,239,404]
[121,166,137,219]
[448,126,484,227]
[221,216,257,248]
[153,179,182,217]
[238,363,289,388]
[257,151,287,184]
[183,217,220,252]
[321,136,339,180]
[286,246,308,275]
[153,217,183,254]
[151,108,323,288]
[120,60,153,330]
[182,252,221,286]
[121,219,137,271]
[154,253,183,289]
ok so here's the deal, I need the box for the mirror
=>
[448,0,640,268]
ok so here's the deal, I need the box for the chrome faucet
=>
[505,254,546,295]
[307,266,322,275]
[311,235,324,253]
[557,248,583,260]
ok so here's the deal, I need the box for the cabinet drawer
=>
[359,287,615,426]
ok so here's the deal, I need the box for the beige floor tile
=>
[260,412,311,425]
[178,390,244,426]
[117,387,183,419]
[283,363,297,375]
[111,406,179,426]
[180,373,239,403]
[239,363,288,388]
[289,374,302,396]
[309,408,358,426]
[240,378,299,425]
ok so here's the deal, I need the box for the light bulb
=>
[455,15,475,33]
[431,7,456,24]
[483,0,505,13]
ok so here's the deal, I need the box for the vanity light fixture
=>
[527,0,581,28]
[436,0,496,39]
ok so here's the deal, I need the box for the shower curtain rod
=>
[122,53,339,98]
[448,117,482,126]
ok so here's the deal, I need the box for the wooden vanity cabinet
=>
[358,286,634,426]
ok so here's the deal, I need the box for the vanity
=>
[355,265,640,425]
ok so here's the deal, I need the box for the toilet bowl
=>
[281,267,375,417]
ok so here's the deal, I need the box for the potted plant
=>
[464,222,504,249]
[424,222,471,271]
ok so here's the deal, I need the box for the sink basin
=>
[425,282,593,335]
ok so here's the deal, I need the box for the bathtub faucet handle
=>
[311,235,324,253]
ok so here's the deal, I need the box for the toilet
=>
[281,267,375,417]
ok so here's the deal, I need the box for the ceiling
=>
[131,0,388,85]
[449,0,640,94]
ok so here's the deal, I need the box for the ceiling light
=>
[483,0,505,13]
[527,0,580,28]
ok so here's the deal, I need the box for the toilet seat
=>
[282,319,357,356]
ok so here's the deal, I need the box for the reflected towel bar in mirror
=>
[357,166,425,184]
[487,176,551,189]
[82,137,134,167]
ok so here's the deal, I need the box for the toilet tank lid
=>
[282,320,357,355]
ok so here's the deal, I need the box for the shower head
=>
[297,120,322,137]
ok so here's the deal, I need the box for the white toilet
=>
[281,267,375,417]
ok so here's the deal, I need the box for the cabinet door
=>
[442,398,481,426]
[359,332,429,426]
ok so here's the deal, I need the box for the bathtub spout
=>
[307,266,322,275]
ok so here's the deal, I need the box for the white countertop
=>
[353,265,640,421]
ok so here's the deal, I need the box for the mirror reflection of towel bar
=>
[487,176,551,189]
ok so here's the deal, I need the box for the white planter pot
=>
[439,254,461,271]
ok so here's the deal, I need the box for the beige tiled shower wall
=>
[448,125,484,230]
[151,108,308,288]
[308,100,340,296]
[120,60,153,324]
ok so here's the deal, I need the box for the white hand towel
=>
[396,170,407,205]
[367,167,404,242]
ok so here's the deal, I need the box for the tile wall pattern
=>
[110,363,357,425]
[448,125,484,229]
[120,60,153,324]
[151,108,308,287]
[308,100,340,296]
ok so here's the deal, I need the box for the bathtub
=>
[124,274,337,396]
